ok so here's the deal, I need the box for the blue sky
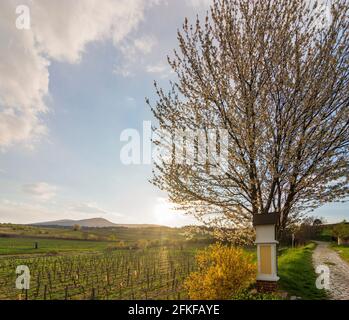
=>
[0,0,347,226]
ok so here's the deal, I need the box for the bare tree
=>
[148,0,349,242]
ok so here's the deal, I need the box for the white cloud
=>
[0,2,49,149]
[22,182,57,200]
[0,0,160,148]
[133,35,157,54]
[186,0,211,8]
[0,199,123,224]
[114,34,158,77]
[146,63,167,73]
[0,109,48,150]
[68,202,124,221]
[126,97,136,103]
[31,0,155,64]
[114,65,134,78]
[69,202,108,215]
[146,62,173,78]
[0,199,59,224]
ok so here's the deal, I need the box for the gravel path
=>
[312,242,349,300]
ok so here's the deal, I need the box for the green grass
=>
[278,243,327,300]
[0,237,112,255]
[0,224,213,249]
[331,244,349,264]
[0,236,209,256]
[0,231,331,300]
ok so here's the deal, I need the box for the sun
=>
[153,198,178,226]
[153,197,198,227]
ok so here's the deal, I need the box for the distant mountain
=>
[31,218,163,229]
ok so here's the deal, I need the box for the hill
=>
[31,218,162,229]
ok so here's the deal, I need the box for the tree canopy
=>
[149,0,349,242]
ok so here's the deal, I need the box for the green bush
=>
[333,221,349,243]
[232,290,281,300]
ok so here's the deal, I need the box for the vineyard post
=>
[44,284,47,300]
[65,286,68,300]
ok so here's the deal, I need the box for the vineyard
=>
[0,247,197,300]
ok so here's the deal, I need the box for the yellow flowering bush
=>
[184,243,256,300]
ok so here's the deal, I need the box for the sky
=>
[0,0,347,227]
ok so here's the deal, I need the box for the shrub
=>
[333,221,349,245]
[232,290,281,300]
[105,241,128,252]
[136,239,150,250]
[73,224,81,231]
[184,243,256,300]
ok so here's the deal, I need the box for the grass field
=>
[0,237,113,255]
[331,245,349,264]
[0,223,210,300]
[0,223,328,300]
[0,223,208,244]
[278,243,327,300]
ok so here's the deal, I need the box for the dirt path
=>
[312,242,349,300]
